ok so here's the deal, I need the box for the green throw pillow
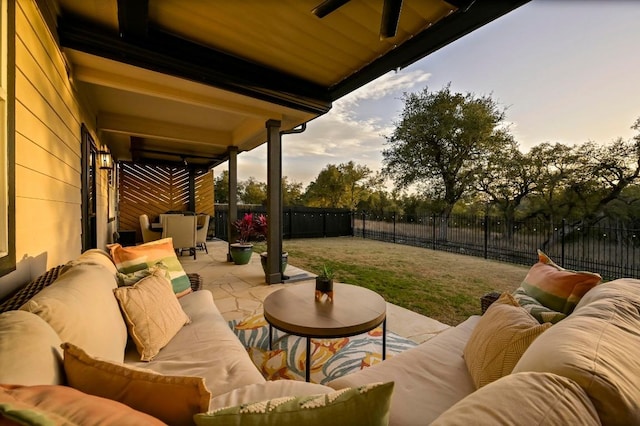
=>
[512,287,566,324]
[193,382,394,426]
[116,261,171,287]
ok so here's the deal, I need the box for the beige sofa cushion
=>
[514,278,640,426]
[60,248,118,276]
[114,270,191,361]
[62,342,209,426]
[432,372,601,425]
[125,289,266,399]
[464,293,551,388]
[328,316,479,426]
[20,263,128,363]
[0,310,64,386]
[210,381,334,410]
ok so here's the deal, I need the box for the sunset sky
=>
[215,1,640,189]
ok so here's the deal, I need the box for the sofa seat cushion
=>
[514,278,640,426]
[20,263,128,363]
[432,372,601,426]
[0,310,64,386]
[0,384,166,426]
[327,316,480,426]
[124,290,266,401]
[210,381,334,410]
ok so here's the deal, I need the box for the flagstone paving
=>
[180,239,450,344]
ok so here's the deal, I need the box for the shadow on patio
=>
[180,239,450,344]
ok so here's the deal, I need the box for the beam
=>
[117,0,149,40]
[98,113,232,146]
[265,120,283,284]
[329,0,530,100]
[380,0,403,40]
[58,16,333,116]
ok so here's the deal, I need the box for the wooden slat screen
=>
[118,162,214,242]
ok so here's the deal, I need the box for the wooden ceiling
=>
[50,0,529,169]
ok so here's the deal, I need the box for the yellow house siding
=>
[0,0,109,297]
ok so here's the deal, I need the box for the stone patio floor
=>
[180,239,450,344]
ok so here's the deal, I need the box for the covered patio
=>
[48,0,529,285]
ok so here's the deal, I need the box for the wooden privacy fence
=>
[118,162,215,242]
[214,205,353,240]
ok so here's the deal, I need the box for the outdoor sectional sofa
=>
[0,241,639,425]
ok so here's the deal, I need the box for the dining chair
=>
[139,214,162,243]
[162,215,197,259]
[196,215,210,254]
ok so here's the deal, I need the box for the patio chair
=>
[162,215,197,259]
[196,214,210,254]
[139,214,162,243]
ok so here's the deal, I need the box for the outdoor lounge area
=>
[2,237,640,425]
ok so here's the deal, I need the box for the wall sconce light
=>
[98,150,113,170]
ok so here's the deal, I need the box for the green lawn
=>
[254,237,529,326]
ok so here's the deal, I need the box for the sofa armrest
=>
[480,292,501,314]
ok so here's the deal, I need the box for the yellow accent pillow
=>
[464,293,551,388]
[61,342,211,426]
[113,270,191,361]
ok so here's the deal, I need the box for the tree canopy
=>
[383,84,514,217]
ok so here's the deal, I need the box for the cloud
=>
[223,69,432,185]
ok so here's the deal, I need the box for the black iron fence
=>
[354,212,640,281]
[214,205,353,241]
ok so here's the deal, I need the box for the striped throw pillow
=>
[520,250,601,315]
[512,287,566,324]
[108,238,191,296]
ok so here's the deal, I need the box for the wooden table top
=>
[263,282,386,338]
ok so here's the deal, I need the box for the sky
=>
[214,1,640,189]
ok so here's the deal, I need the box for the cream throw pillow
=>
[113,270,191,361]
[464,293,551,388]
[61,342,210,426]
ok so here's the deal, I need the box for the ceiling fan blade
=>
[380,0,403,39]
[312,0,351,18]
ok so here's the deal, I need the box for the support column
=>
[188,168,196,212]
[227,147,238,262]
[265,119,282,284]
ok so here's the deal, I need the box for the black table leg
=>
[268,324,273,350]
[382,318,387,360]
[305,337,311,382]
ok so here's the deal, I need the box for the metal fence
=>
[354,212,640,280]
[214,205,353,241]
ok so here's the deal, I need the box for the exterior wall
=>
[0,0,111,297]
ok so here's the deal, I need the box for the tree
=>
[214,170,229,203]
[304,162,373,209]
[383,84,514,221]
[282,176,304,206]
[240,177,267,205]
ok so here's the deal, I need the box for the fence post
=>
[362,212,366,239]
[432,214,436,250]
[561,218,566,268]
[288,207,293,240]
[393,212,396,244]
[484,215,489,259]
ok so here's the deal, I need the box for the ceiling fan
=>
[312,0,403,40]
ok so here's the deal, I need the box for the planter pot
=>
[230,243,253,265]
[315,277,334,302]
[260,252,288,274]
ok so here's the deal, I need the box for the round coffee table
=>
[263,282,387,382]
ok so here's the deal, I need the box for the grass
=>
[254,237,529,326]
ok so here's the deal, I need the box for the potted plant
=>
[229,213,258,265]
[315,264,334,302]
[254,214,288,275]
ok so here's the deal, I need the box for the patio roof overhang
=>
[49,0,529,169]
